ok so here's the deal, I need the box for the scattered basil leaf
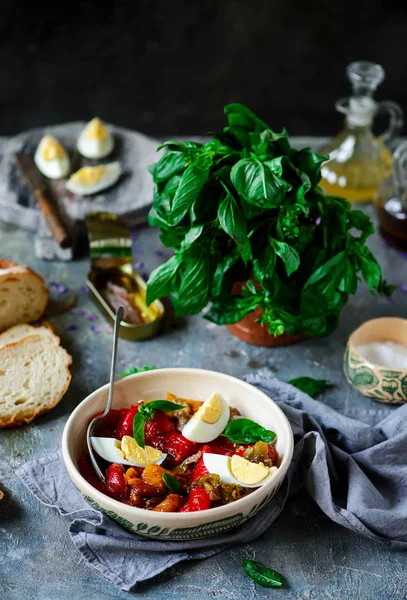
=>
[242,560,284,588]
[133,400,184,448]
[222,418,276,444]
[289,376,328,398]
[120,366,157,378]
[162,472,181,493]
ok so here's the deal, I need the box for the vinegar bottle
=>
[318,61,403,203]
[375,141,407,250]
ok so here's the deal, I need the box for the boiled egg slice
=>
[202,453,278,488]
[181,392,230,443]
[66,162,121,195]
[77,117,114,159]
[91,436,166,467]
[34,135,70,179]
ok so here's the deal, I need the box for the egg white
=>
[66,162,122,196]
[77,118,114,159]
[34,137,70,179]
[181,392,230,443]
[90,436,166,467]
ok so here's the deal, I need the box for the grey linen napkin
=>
[16,376,407,591]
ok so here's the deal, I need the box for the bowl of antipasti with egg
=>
[62,368,293,540]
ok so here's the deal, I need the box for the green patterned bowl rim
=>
[345,317,407,404]
[62,367,294,528]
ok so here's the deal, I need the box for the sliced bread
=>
[0,259,48,333]
[0,323,57,348]
[0,331,72,428]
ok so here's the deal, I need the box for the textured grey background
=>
[0,0,406,137]
[1,202,407,599]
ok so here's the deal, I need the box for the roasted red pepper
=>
[192,456,209,481]
[114,404,139,440]
[105,463,127,501]
[151,431,199,465]
[179,487,211,512]
[145,411,173,443]
[267,444,278,464]
[91,408,128,437]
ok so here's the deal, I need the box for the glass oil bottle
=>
[318,61,403,203]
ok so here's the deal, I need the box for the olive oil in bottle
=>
[319,61,403,203]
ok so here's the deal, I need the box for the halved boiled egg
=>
[203,452,278,488]
[91,435,166,467]
[65,162,121,195]
[77,117,114,159]
[181,392,230,443]
[34,135,70,179]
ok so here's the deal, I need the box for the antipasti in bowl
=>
[62,368,293,540]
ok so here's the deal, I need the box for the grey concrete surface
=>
[1,205,407,600]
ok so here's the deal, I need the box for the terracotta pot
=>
[226,281,306,347]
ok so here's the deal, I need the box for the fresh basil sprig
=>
[242,560,283,588]
[120,365,157,378]
[222,418,276,444]
[162,472,181,493]
[289,376,328,398]
[133,400,183,448]
[146,103,392,339]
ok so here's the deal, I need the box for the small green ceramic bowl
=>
[344,317,407,404]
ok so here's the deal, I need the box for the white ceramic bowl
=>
[62,368,294,540]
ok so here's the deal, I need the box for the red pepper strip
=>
[179,487,211,512]
[145,411,174,443]
[151,431,199,465]
[114,404,140,440]
[267,444,278,464]
[192,456,209,481]
[91,408,128,437]
[105,463,127,501]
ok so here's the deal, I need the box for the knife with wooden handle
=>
[14,152,72,249]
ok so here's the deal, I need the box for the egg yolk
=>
[230,454,270,485]
[116,435,163,467]
[70,165,106,187]
[86,117,108,141]
[41,136,66,161]
[194,393,223,424]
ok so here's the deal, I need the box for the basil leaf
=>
[222,418,276,444]
[242,560,283,588]
[133,412,147,448]
[271,238,300,277]
[205,295,257,325]
[212,249,240,297]
[231,158,291,209]
[150,151,187,183]
[174,250,211,316]
[120,366,157,378]
[146,255,180,306]
[168,163,210,226]
[181,225,204,250]
[289,376,328,398]
[140,400,184,413]
[162,473,181,493]
[218,188,251,264]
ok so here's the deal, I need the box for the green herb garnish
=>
[120,365,157,378]
[146,103,391,338]
[289,376,328,398]
[162,472,181,493]
[242,560,284,588]
[133,400,183,448]
[222,418,276,444]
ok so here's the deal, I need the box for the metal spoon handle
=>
[101,305,124,419]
